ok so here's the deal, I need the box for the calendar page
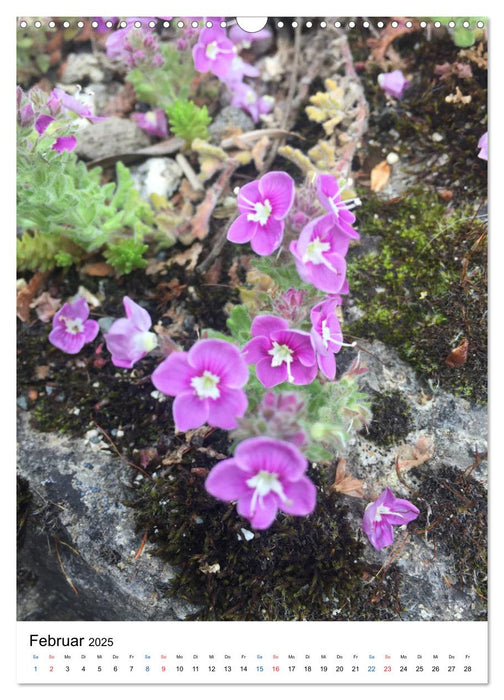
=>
[15,9,489,688]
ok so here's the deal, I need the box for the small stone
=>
[76,116,150,161]
[208,106,255,144]
[129,158,183,200]
[431,132,444,142]
[386,152,399,165]
[61,53,113,84]
[16,396,28,410]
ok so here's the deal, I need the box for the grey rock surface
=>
[17,413,197,621]
[76,116,150,161]
[60,53,115,85]
[208,106,255,144]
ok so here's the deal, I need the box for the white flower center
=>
[146,111,157,126]
[63,317,84,335]
[205,41,220,60]
[374,504,405,523]
[191,370,220,400]
[321,320,332,349]
[247,199,272,226]
[302,237,331,264]
[246,470,290,515]
[268,341,294,382]
[134,331,158,354]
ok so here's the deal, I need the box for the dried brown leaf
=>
[445,338,469,367]
[396,436,434,472]
[16,272,48,322]
[30,291,61,322]
[331,458,365,498]
[370,160,391,192]
[81,262,114,277]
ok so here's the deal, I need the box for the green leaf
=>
[226,305,252,344]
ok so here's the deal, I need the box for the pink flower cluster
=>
[106,18,164,69]
[17,85,105,153]
[192,23,273,122]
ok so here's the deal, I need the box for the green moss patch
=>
[130,462,402,621]
[347,189,487,402]
[365,390,412,446]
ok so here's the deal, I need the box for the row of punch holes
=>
[19,18,486,31]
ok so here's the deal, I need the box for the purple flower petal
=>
[237,180,262,213]
[255,357,287,387]
[48,327,86,354]
[205,458,251,500]
[237,491,278,529]
[235,437,308,480]
[123,296,151,330]
[51,135,77,153]
[151,352,192,395]
[172,391,209,431]
[242,335,270,364]
[208,387,248,429]
[35,114,55,134]
[227,214,258,244]
[82,319,100,343]
[250,315,289,338]
[188,339,248,387]
[281,477,317,516]
[289,360,318,385]
[317,352,336,379]
[249,217,284,255]
[259,171,295,219]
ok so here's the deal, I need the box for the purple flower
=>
[289,214,348,294]
[132,109,168,138]
[49,297,99,354]
[362,488,419,550]
[192,27,236,78]
[18,103,35,127]
[49,88,105,123]
[478,131,488,161]
[229,81,274,122]
[151,339,249,432]
[377,69,410,99]
[316,173,360,240]
[51,135,77,153]
[104,296,158,369]
[259,392,307,447]
[205,437,316,529]
[242,315,317,387]
[223,55,260,85]
[227,172,295,255]
[310,298,344,380]
[34,114,55,134]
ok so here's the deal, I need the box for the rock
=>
[16,413,198,621]
[129,157,183,200]
[208,106,255,144]
[60,53,114,85]
[76,117,150,161]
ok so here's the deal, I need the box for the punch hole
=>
[177,21,185,28]
[192,21,199,28]
[91,21,98,29]
[334,21,341,28]
[149,21,156,28]
[134,21,142,28]
[377,21,384,28]
[220,21,227,28]
[77,21,84,28]
[420,21,427,28]
[163,21,170,28]
[448,21,455,28]
[63,21,70,28]
[391,21,398,28]
[236,17,268,33]
[305,21,312,28]
[19,20,27,28]
[405,21,413,28]
[206,20,213,28]
[292,20,298,28]
[120,21,127,28]
[320,21,327,28]
[477,21,484,28]
[362,21,369,29]
[463,21,470,28]
[106,21,114,28]
[48,21,56,28]
[434,21,441,28]
[277,20,284,28]
[348,21,355,28]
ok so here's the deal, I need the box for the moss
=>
[413,465,487,607]
[365,390,412,446]
[347,188,487,403]
[17,475,32,548]
[130,459,402,620]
